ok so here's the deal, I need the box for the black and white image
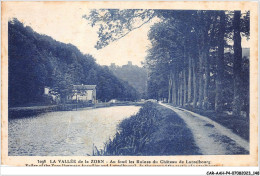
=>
[5,3,251,158]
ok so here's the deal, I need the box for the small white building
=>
[70,85,96,103]
[44,87,60,103]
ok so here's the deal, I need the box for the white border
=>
[1,0,259,175]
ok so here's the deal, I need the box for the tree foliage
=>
[85,9,155,49]
[87,9,250,117]
[8,19,139,106]
[109,63,148,97]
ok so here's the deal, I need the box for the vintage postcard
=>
[1,1,258,168]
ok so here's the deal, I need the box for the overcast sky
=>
[6,2,249,67]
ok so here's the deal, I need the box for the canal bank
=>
[8,102,143,119]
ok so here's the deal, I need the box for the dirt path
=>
[160,103,249,155]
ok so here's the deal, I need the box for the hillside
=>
[109,62,148,97]
[8,19,138,107]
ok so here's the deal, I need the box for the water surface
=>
[8,106,141,156]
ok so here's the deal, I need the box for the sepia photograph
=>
[1,1,258,168]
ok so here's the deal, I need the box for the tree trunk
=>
[172,73,176,105]
[198,50,204,109]
[168,72,172,103]
[178,73,181,106]
[192,59,197,109]
[179,72,183,106]
[203,48,210,110]
[188,54,192,103]
[175,73,179,106]
[174,73,179,106]
[183,68,187,106]
[182,43,187,106]
[215,11,225,113]
[233,11,242,116]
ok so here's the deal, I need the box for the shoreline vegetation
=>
[8,102,144,120]
[93,102,201,156]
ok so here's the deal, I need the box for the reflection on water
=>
[8,106,141,156]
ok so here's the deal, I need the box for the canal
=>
[8,105,141,156]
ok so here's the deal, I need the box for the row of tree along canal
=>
[146,11,249,117]
[87,10,249,117]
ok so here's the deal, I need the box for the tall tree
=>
[86,9,249,116]
[232,11,242,116]
[187,53,193,103]
[215,11,226,112]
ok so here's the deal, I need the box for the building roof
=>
[73,85,96,90]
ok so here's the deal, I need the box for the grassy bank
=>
[8,102,144,119]
[178,105,249,141]
[95,102,200,156]
[8,104,92,119]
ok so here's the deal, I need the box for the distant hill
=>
[8,19,138,106]
[109,62,148,97]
